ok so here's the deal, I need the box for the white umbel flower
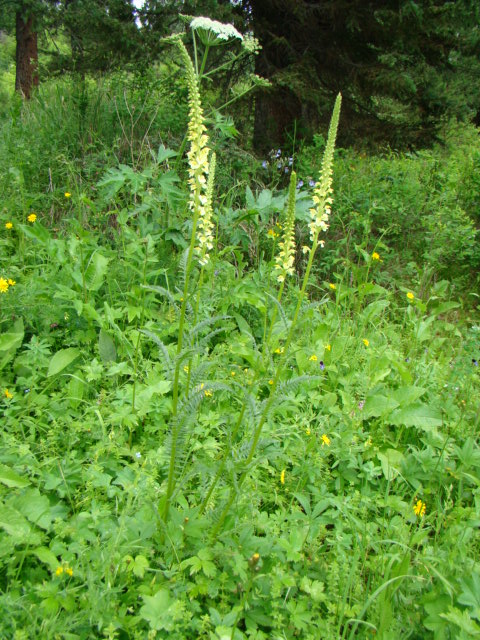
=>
[190,17,243,44]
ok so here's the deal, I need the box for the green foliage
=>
[0,20,480,640]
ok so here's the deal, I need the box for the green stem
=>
[131,243,149,419]
[163,202,201,522]
[210,234,320,539]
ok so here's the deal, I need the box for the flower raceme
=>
[176,39,217,267]
[308,94,342,245]
[274,171,297,282]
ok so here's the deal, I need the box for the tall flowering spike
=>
[274,170,297,282]
[196,152,216,266]
[176,39,211,230]
[308,93,342,244]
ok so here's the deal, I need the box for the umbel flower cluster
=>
[176,39,215,266]
[189,16,243,44]
[308,94,342,244]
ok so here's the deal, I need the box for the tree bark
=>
[15,10,39,99]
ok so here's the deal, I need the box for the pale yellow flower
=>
[274,171,297,282]
[280,469,285,484]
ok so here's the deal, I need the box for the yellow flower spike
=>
[64,192,72,198]
[321,434,331,447]
[5,222,13,229]
[280,469,285,484]
[274,171,297,282]
[309,354,318,361]
[363,339,370,347]
[27,213,37,223]
[407,292,415,301]
[0,278,8,293]
[325,344,331,351]
[413,499,426,517]
[4,389,13,399]
[328,283,336,290]
[302,245,310,254]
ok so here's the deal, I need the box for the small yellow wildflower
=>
[268,379,274,385]
[302,245,310,254]
[309,354,318,362]
[413,499,426,517]
[321,434,331,447]
[363,339,370,347]
[183,365,189,373]
[371,252,381,261]
[274,347,284,354]
[27,213,37,223]
[55,566,64,576]
[7,279,15,286]
[204,389,213,397]
[4,389,13,399]
[328,283,336,290]
[5,222,13,229]
[325,344,331,351]
[280,469,285,484]
[406,292,415,301]
[231,371,236,377]
[305,427,311,436]
[64,192,72,198]
[0,278,8,293]
[267,229,278,239]
[65,566,73,576]
[243,368,249,374]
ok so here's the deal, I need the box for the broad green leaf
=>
[0,331,23,352]
[0,504,31,538]
[391,386,426,406]
[140,589,183,631]
[98,329,117,363]
[33,546,58,570]
[363,394,399,418]
[14,488,52,530]
[48,348,81,377]
[377,448,405,480]
[0,464,30,488]
[389,403,442,429]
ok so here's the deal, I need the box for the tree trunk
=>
[15,10,38,99]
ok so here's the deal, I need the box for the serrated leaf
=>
[389,403,442,429]
[363,394,399,418]
[140,589,182,631]
[0,504,31,538]
[33,546,58,569]
[0,464,30,488]
[47,348,81,377]
[14,488,52,530]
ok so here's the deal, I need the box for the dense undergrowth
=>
[1,22,480,640]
